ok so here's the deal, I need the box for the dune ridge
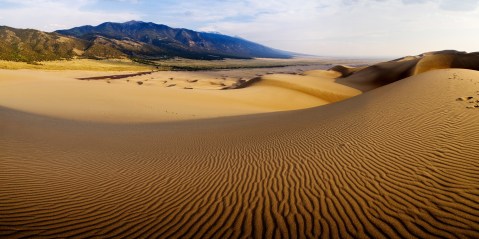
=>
[256,73,360,103]
[1,68,478,238]
[335,50,479,91]
[0,69,355,122]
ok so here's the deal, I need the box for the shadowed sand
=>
[1,65,479,238]
[335,50,479,91]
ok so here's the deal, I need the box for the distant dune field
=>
[0,65,360,122]
[1,51,479,238]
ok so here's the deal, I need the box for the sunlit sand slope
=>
[0,70,356,122]
[1,69,478,238]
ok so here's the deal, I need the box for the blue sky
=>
[0,0,478,57]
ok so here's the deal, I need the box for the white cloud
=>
[401,0,479,11]
[439,0,479,11]
[0,0,140,32]
[192,0,479,57]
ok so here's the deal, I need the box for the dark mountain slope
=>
[56,21,292,60]
[0,21,293,62]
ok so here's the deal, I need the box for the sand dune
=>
[327,65,363,77]
[256,73,360,103]
[1,68,479,238]
[335,50,479,91]
[0,69,356,122]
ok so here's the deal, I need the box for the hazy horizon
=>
[0,0,478,57]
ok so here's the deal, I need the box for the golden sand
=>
[1,53,479,238]
[0,68,356,122]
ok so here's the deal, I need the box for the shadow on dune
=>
[335,50,479,91]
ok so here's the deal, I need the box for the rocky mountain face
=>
[56,21,292,60]
[0,21,292,62]
[0,26,86,62]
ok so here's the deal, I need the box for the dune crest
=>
[334,50,479,91]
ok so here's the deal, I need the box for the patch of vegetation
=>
[0,59,154,71]
[149,58,319,71]
[0,26,86,62]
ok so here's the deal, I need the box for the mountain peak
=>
[125,20,143,23]
[123,20,147,25]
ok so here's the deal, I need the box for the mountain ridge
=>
[0,26,87,62]
[0,21,292,62]
[58,21,292,60]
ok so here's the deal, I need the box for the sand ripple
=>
[1,69,479,238]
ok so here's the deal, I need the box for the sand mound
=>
[0,69,362,122]
[327,65,363,77]
[413,54,456,75]
[336,51,479,91]
[253,73,361,104]
[1,68,478,238]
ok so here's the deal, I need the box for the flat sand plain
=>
[1,53,479,238]
[0,59,154,71]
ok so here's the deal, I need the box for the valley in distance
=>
[1,21,479,238]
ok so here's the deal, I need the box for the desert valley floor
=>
[1,53,479,238]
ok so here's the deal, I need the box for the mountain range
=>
[0,21,292,62]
